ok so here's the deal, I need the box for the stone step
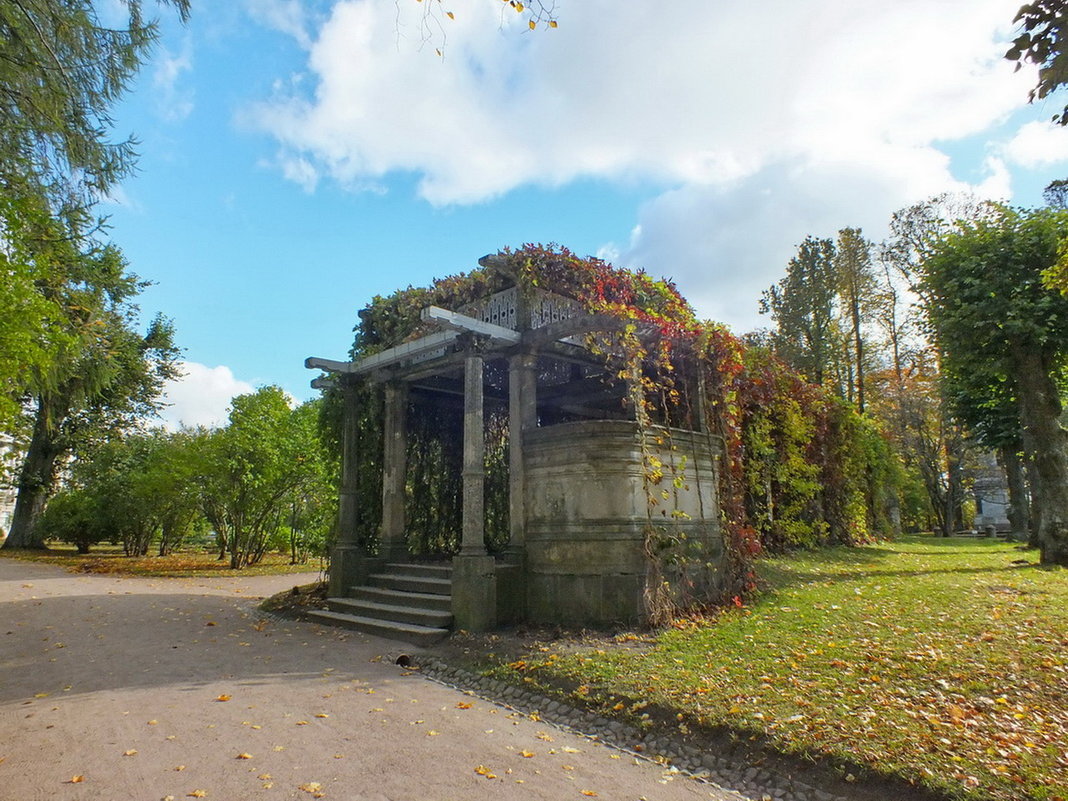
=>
[307,609,450,647]
[369,572,452,596]
[326,597,452,629]
[351,585,453,612]
[385,562,452,579]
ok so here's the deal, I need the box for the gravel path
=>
[0,558,750,801]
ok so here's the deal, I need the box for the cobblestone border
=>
[413,655,851,801]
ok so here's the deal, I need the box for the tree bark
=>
[3,396,67,549]
[1013,345,1068,565]
[999,444,1030,542]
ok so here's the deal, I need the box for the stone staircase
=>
[308,562,453,646]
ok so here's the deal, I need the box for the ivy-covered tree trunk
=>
[1013,345,1068,565]
[5,396,68,548]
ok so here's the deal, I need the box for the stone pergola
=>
[306,256,723,635]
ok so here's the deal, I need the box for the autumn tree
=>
[760,236,840,386]
[921,205,1068,564]
[835,227,877,413]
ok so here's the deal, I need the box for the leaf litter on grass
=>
[489,537,1068,801]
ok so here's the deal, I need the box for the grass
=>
[481,536,1068,801]
[0,542,325,578]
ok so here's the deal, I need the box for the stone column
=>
[461,346,486,555]
[507,352,537,550]
[453,336,496,632]
[380,380,408,563]
[330,379,363,596]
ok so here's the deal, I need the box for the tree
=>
[0,0,189,204]
[921,206,1068,564]
[195,388,329,569]
[760,236,839,386]
[1006,1,1068,125]
[2,241,181,549]
[835,227,877,413]
[0,0,188,431]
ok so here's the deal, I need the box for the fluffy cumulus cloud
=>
[155,362,255,431]
[247,0,1067,328]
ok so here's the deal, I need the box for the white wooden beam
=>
[421,305,521,344]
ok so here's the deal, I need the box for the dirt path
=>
[0,559,739,801]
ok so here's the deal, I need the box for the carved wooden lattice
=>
[462,287,518,331]
[462,287,582,332]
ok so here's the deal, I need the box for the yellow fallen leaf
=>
[175,765,186,771]
[187,792,207,798]
[315,713,328,718]
[258,774,272,780]
[123,749,137,757]
[236,753,252,760]
[426,730,439,736]
[581,792,598,797]
[520,750,534,758]
[298,782,322,793]
[215,695,231,702]
[66,775,85,783]
[475,765,497,779]
[147,720,158,725]
[562,746,581,753]
[296,720,309,725]
[456,702,473,709]
[536,732,553,742]
[33,693,49,699]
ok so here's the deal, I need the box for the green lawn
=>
[488,537,1068,801]
[0,543,324,577]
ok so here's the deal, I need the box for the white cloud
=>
[244,0,314,49]
[249,0,1031,205]
[245,0,1044,328]
[156,362,255,431]
[153,40,194,122]
[1002,121,1068,168]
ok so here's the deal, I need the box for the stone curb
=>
[413,655,851,801]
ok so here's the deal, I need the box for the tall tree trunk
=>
[3,396,67,549]
[1000,444,1030,542]
[1014,345,1068,565]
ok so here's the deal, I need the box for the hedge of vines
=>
[321,244,899,607]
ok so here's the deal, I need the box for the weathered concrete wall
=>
[524,421,723,625]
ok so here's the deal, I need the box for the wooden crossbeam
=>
[420,306,521,344]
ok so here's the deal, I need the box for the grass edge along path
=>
[477,537,1067,801]
[0,544,325,578]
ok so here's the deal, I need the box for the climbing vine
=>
[321,244,897,617]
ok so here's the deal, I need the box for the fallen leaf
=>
[475,765,497,779]
[298,782,323,793]
[123,749,137,757]
[258,774,272,780]
[147,720,158,725]
[215,695,231,702]
[187,792,207,798]
[66,775,85,783]
[236,753,253,760]
[581,792,598,797]
[520,750,534,758]
[296,720,309,726]
[456,702,473,709]
[315,713,328,718]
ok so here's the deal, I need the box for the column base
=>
[451,554,497,633]
[328,545,383,596]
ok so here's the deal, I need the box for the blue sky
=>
[100,0,1068,428]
